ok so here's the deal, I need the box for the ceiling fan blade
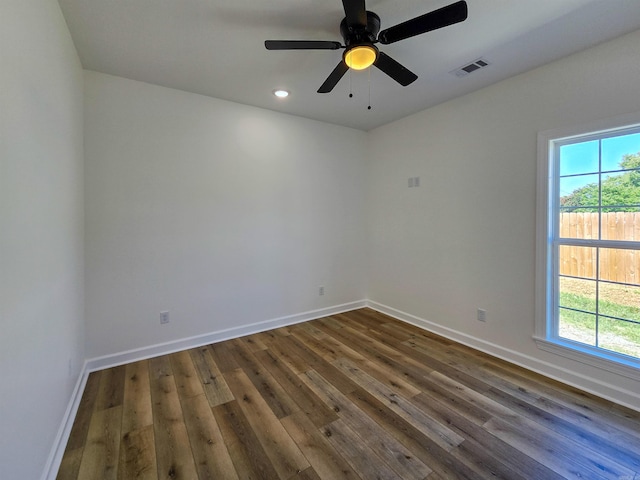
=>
[342,0,367,28]
[265,40,342,50]
[378,0,468,45]
[374,51,417,86]
[318,61,349,93]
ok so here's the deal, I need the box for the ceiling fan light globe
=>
[344,45,377,70]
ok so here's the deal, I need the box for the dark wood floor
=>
[57,308,640,480]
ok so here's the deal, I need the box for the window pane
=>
[600,172,640,211]
[599,248,640,286]
[559,277,596,316]
[601,132,640,172]
[599,283,640,321]
[558,246,597,279]
[598,317,640,359]
[559,141,599,176]
[559,174,599,209]
[558,211,600,240]
[558,309,596,346]
[600,211,640,240]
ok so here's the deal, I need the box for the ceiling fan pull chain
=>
[349,69,353,98]
[367,67,372,110]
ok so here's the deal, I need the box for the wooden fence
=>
[559,212,639,284]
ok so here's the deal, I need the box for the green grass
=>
[559,293,640,358]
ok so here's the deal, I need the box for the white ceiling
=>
[58,0,640,131]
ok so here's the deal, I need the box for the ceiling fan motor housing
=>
[340,11,380,46]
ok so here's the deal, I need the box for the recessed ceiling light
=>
[273,89,289,98]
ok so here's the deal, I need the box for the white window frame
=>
[535,111,640,380]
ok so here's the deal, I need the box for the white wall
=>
[0,0,84,478]
[367,29,640,408]
[84,72,367,358]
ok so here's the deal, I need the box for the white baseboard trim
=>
[85,300,366,373]
[366,300,640,413]
[41,360,90,480]
[41,300,366,480]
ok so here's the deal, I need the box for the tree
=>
[561,152,640,212]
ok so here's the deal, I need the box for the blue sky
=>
[559,132,640,197]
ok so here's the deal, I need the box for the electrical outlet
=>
[477,308,487,322]
[319,286,325,296]
[160,311,170,324]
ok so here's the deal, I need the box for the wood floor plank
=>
[260,335,310,374]
[299,324,367,365]
[224,368,310,479]
[189,346,234,407]
[228,338,299,419]
[208,342,239,374]
[117,425,157,480]
[150,374,198,480]
[316,319,467,405]
[241,333,269,352]
[181,393,239,480]
[312,320,422,398]
[170,350,205,400]
[321,418,402,480]
[483,414,635,479]
[95,365,126,411]
[148,354,173,380]
[56,447,83,480]
[292,467,322,480]
[485,385,640,472]
[122,360,153,434]
[332,356,465,451]
[64,371,101,451]
[253,348,339,428]
[319,318,430,374]
[284,334,360,395]
[281,411,360,480]
[429,372,636,476]
[251,330,282,347]
[410,392,560,480]
[300,368,432,480]
[365,326,492,393]
[212,400,281,480]
[335,309,390,332]
[426,370,519,423]
[532,394,640,454]
[58,308,640,480]
[346,387,496,480]
[289,327,344,363]
[482,358,640,442]
[76,406,122,480]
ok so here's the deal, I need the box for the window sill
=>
[534,336,640,380]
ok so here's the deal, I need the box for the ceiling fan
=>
[265,0,468,93]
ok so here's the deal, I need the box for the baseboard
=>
[40,360,90,480]
[366,300,640,413]
[85,300,367,373]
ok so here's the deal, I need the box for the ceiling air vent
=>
[450,58,490,78]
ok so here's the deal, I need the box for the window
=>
[536,113,640,376]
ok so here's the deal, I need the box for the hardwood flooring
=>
[57,308,640,480]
